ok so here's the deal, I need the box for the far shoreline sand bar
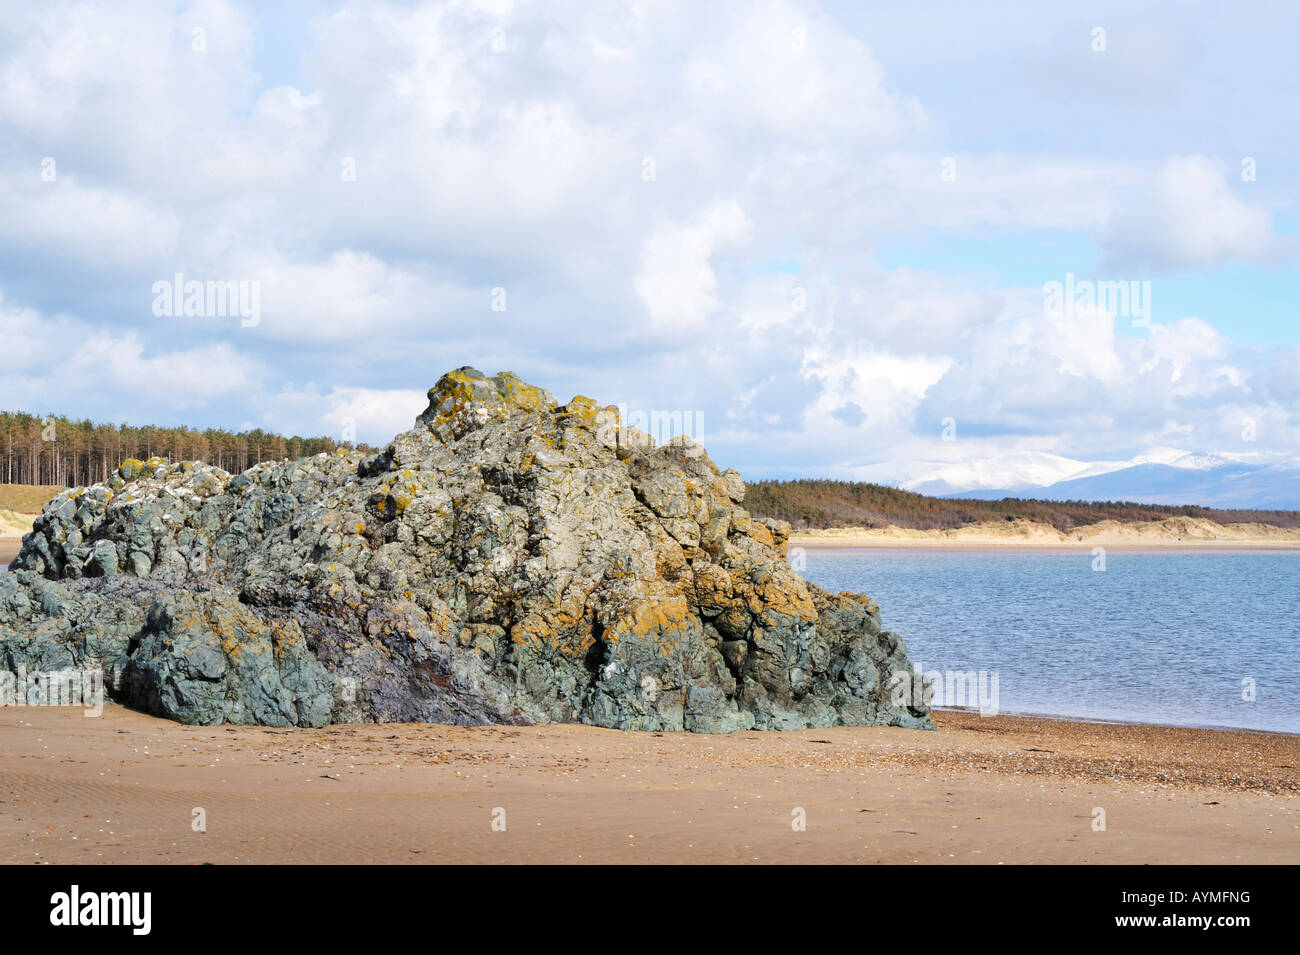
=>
[790,517,1300,550]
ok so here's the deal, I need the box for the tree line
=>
[744,479,1300,530]
[0,411,374,489]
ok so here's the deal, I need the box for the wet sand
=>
[0,707,1295,864]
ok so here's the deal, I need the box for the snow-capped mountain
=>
[885,448,1300,509]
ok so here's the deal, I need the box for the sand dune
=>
[0,508,32,533]
[1,707,1294,864]
[0,509,33,563]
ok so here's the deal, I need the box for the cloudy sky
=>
[2,0,1298,484]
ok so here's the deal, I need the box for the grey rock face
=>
[1,367,931,731]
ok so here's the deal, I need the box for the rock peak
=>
[419,367,559,443]
[4,367,931,733]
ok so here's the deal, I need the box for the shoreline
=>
[2,707,1294,864]
[793,537,1300,551]
[931,705,1299,739]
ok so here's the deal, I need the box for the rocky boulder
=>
[1,368,931,732]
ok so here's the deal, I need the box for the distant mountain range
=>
[893,448,1300,509]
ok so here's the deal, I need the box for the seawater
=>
[802,548,1300,733]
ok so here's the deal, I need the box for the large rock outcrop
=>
[1,368,931,732]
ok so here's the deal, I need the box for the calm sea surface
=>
[803,548,1300,734]
[4,550,1296,732]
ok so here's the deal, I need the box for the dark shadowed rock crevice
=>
[1,367,931,732]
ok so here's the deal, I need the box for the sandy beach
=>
[1,706,1294,864]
